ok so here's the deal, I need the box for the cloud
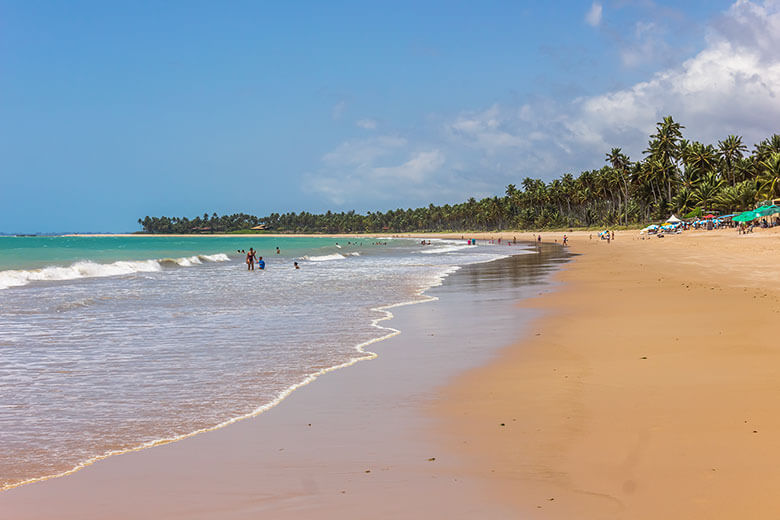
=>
[321,136,406,167]
[585,2,603,26]
[306,136,450,204]
[331,101,346,120]
[309,1,780,207]
[443,0,780,171]
[371,150,445,183]
[355,118,377,130]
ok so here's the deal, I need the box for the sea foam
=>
[0,254,230,290]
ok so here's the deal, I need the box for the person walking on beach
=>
[611,230,615,241]
[563,234,568,246]
[246,248,256,270]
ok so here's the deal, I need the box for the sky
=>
[2,0,779,232]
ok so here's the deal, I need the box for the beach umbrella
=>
[704,214,716,218]
[733,211,758,222]
[755,205,779,217]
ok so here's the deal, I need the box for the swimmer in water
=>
[294,261,300,269]
[246,248,256,271]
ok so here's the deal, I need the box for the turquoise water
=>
[0,236,345,271]
[0,235,532,490]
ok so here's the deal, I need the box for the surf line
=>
[1,264,462,493]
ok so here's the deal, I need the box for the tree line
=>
[138,116,780,234]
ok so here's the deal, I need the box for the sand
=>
[3,226,779,518]
[435,226,780,518]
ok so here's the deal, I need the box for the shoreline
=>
[0,247,566,519]
[0,253,464,493]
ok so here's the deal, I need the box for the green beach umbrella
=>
[755,205,779,217]
[732,211,758,222]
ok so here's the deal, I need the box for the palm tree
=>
[646,116,684,204]
[718,135,747,186]
[692,172,725,211]
[607,148,631,224]
[757,153,780,200]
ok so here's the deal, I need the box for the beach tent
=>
[733,211,758,222]
[666,215,683,223]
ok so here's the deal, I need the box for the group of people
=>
[239,248,299,271]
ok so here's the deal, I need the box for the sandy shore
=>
[4,226,779,518]
[435,226,780,518]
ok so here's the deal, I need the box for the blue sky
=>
[3,0,779,232]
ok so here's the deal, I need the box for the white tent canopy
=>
[666,214,682,223]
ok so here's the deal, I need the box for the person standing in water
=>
[276,247,280,255]
[294,261,300,269]
[246,248,256,271]
[257,256,265,270]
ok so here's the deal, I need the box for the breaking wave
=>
[0,254,231,290]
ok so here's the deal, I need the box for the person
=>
[563,234,568,246]
[611,230,615,241]
[246,248,256,270]
[537,234,542,244]
[276,246,280,254]
[256,256,265,270]
[294,261,300,269]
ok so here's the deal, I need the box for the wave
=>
[418,244,476,254]
[0,253,231,290]
[300,253,347,262]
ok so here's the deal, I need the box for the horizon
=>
[3,0,780,233]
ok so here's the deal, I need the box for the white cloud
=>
[322,135,407,165]
[306,136,450,204]
[371,150,445,183]
[573,0,780,156]
[585,2,603,27]
[309,1,780,207]
[356,118,377,129]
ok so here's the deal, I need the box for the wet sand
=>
[0,246,568,519]
[436,227,780,518]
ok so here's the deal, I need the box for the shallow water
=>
[0,235,533,490]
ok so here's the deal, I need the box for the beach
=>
[436,227,780,518]
[2,227,779,518]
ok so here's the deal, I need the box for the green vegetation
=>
[138,117,780,234]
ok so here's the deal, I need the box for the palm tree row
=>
[138,116,780,234]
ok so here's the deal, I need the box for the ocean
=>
[0,235,534,490]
